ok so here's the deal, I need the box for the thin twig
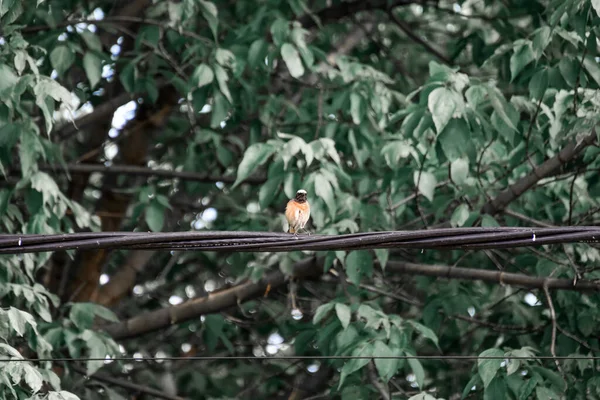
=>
[71,365,187,400]
[357,282,421,306]
[367,361,390,400]
[556,325,600,352]
[524,95,545,169]
[386,10,452,65]
[568,168,581,225]
[503,209,554,227]
[573,8,591,112]
[542,282,564,377]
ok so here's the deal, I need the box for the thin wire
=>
[1,355,600,362]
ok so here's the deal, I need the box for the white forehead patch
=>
[297,189,307,194]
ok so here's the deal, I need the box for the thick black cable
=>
[0,227,599,254]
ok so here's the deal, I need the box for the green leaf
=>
[50,45,75,76]
[481,215,500,227]
[193,64,214,88]
[48,391,81,400]
[281,136,308,169]
[381,140,416,169]
[7,307,36,336]
[86,334,107,375]
[414,171,437,202]
[313,303,334,324]
[350,92,364,125]
[450,157,469,185]
[518,375,539,400]
[314,173,336,218]
[210,91,229,129]
[80,31,103,52]
[0,343,24,358]
[83,52,102,88]
[339,343,373,388]
[408,393,438,400]
[0,63,18,96]
[216,48,235,68]
[529,68,548,100]
[558,57,579,87]
[18,131,40,177]
[345,250,373,285]
[450,204,470,227]
[70,303,118,330]
[535,386,560,400]
[374,248,389,271]
[530,366,566,393]
[510,42,534,81]
[491,102,519,144]
[428,87,456,133]
[593,0,600,17]
[484,377,507,400]
[281,43,304,78]
[259,176,283,209]
[373,340,398,382]
[316,138,341,165]
[214,64,232,103]
[1,0,23,24]
[477,348,504,388]
[438,118,470,161]
[461,373,481,399]
[31,172,61,204]
[270,19,290,47]
[233,143,276,188]
[119,62,136,93]
[14,50,26,75]
[335,303,352,329]
[145,201,165,232]
[465,85,487,108]
[23,364,43,393]
[532,27,551,59]
[248,39,268,68]
[144,78,159,103]
[583,56,600,85]
[35,78,73,104]
[199,0,218,39]
[407,356,425,388]
[408,320,440,349]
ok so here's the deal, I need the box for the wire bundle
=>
[0,226,599,254]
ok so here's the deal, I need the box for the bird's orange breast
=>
[285,200,310,221]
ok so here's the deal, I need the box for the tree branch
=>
[298,0,417,29]
[95,250,156,306]
[387,10,452,65]
[39,163,266,185]
[368,362,390,400]
[103,257,600,340]
[386,261,600,292]
[55,92,134,141]
[71,365,187,400]
[542,283,564,377]
[104,257,323,340]
[482,131,597,215]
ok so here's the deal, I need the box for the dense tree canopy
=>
[1,0,600,398]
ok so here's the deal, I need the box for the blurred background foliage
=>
[1,0,600,398]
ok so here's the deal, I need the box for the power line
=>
[1,355,599,362]
[0,227,599,254]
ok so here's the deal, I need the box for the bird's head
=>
[295,189,307,203]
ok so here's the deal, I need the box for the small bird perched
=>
[285,189,310,235]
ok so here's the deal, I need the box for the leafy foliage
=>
[1,0,600,398]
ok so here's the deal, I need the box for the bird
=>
[285,189,310,235]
